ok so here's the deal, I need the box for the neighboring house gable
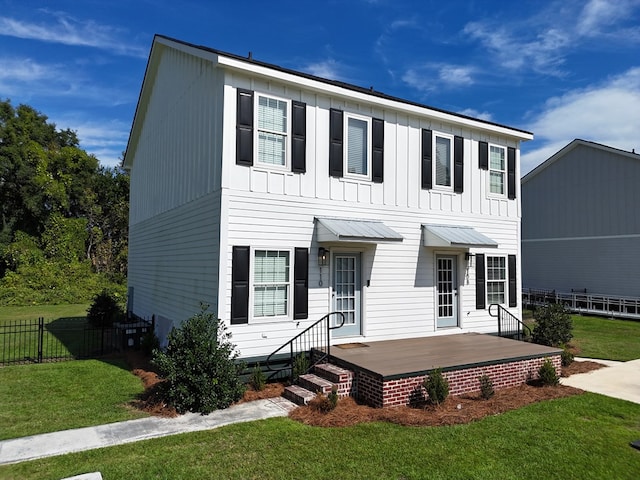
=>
[522,139,640,297]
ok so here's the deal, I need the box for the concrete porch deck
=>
[328,333,561,380]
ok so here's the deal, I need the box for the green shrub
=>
[424,368,449,405]
[140,330,160,357]
[328,385,339,409]
[538,358,560,386]
[292,352,310,382]
[250,364,266,391]
[152,304,245,414]
[532,303,573,347]
[478,374,495,400]
[561,345,574,367]
[87,289,124,327]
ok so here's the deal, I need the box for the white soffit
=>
[315,217,403,243]
[422,224,498,248]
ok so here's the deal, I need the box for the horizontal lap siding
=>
[223,190,519,358]
[128,193,221,329]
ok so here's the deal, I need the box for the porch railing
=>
[265,311,345,381]
[488,304,531,341]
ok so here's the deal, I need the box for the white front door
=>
[332,253,361,337]
[436,255,458,328]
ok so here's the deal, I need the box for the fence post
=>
[37,317,44,363]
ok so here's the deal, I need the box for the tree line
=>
[0,99,129,305]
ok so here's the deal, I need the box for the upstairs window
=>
[489,145,506,195]
[435,134,452,187]
[253,250,290,317]
[345,114,371,178]
[257,95,288,167]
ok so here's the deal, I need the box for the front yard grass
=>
[0,359,147,441]
[525,310,640,361]
[1,393,639,480]
[0,304,89,324]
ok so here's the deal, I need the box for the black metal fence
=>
[0,317,153,366]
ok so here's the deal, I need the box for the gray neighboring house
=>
[521,139,640,297]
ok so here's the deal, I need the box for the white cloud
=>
[521,67,640,174]
[0,12,147,58]
[402,63,476,93]
[457,108,493,122]
[576,0,640,36]
[303,59,343,81]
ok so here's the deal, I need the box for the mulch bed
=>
[123,350,608,426]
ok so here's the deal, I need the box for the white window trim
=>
[486,255,507,306]
[343,112,372,181]
[433,131,454,190]
[249,247,292,322]
[254,93,291,172]
[488,143,506,197]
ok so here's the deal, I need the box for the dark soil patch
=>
[561,360,606,377]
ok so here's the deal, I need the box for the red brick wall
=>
[356,355,561,408]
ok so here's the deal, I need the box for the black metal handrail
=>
[265,311,346,380]
[488,304,531,341]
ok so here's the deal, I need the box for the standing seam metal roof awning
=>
[315,217,403,243]
[422,224,498,248]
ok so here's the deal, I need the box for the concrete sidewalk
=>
[0,397,296,466]
[561,358,640,405]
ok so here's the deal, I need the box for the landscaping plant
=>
[532,303,573,347]
[87,289,124,327]
[152,303,245,414]
[250,363,266,391]
[537,358,560,386]
[478,373,495,400]
[561,345,574,367]
[424,368,449,405]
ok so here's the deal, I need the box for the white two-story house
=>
[124,35,533,361]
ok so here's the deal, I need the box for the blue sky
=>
[1,0,638,174]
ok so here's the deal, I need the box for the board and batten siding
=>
[221,77,521,221]
[221,190,520,358]
[522,142,640,297]
[129,45,224,225]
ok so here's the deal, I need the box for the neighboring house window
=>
[253,250,290,317]
[345,114,371,178]
[257,95,288,167]
[489,145,506,195]
[434,134,453,187]
[486,256,506,304]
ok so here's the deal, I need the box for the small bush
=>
[140,330,160,357]
[538,358,560,386]
[309,387,338,413]
[532,303,573,347]
[479,374,495,400]
[250,364,266,391]
[292,353,310,381]
[87,289,124,327]
[152,303,245,414]
[424,368,449,405]
[561,345,574,367]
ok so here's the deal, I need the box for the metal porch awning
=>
[315,217,403,243]
[422,224,498,248]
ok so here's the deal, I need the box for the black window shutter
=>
[454,135,464,193]
[372,118,384,183]
[293,248,309,320]
[421,129,432,189]
[231,246,250,324]
[476,254,486,309]
[291,101,306,173]
[236,89,254,166]
[507,147,516,199]
[479,141,488,170]
[508,254,517,308]
[329,108,344,177]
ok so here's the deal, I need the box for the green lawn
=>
[0,359,147,441]
[0,304,89,324]
[524,310,640,361]
[1,393,639,480]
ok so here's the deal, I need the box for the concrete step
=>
[298,373,334,394]
[282,385,316,406]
